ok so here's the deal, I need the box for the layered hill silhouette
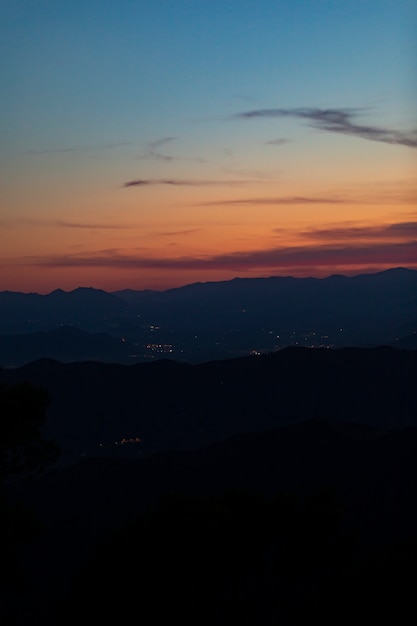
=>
[2,267,417,625]
[2,347,416,624]
[1,267,416,365]
[8,415,417,626]
[1,345,416,461]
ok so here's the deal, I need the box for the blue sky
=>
[1,0,416,292]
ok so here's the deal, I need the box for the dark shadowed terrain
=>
[6,414,417,625]
[1,346,416,460]
[1,268,416,625]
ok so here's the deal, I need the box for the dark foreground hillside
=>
[1,346,416,624]
[1,346,416,461]
[5,418,417,626]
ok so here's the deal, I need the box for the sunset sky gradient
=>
[1,0,416,293]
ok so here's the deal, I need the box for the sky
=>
[1,0,416,294]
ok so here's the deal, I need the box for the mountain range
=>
[2,344,416,463]
[2,266,417,625]
[1,267,416,366]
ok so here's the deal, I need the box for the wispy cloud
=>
[158,228,200,237]
[137,137,205,163]
[233,107,417,148]
[197,195,347,206]
[197,186,417,207]
[264,138,291,146]
[138,137,176,161]
[386,221,417,236]
[25,142,134,155]
[123,178,253,188]
[0,217,134,229]
[20,239,417,274]
[55,220,133,230]
[299,221,417,240]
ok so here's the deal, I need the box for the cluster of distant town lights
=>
[99,437,141,448]
[131,326,342,356]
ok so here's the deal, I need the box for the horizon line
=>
[0,266,414,297]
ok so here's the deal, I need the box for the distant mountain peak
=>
[72,286,103,293]
[49,288,66,295]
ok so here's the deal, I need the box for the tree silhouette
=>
[0,375,60,624]
[0,379,59,481]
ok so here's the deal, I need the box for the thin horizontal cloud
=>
[299,221,417,240]
[197,195,347,206]
[387,222,417,236]
[158,228,200,237]
[123,179,253,188]
[55,220,133,230]
[0,217,134,229]
[264,138,291,145]
[203,241,417,269]
[233,107,417,148]
[25,142,134,155]
[21,240,417,273]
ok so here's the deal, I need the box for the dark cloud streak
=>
[138,137,176,161]
[26,142,134,155]
[265,138,291,145]
[198,196,347,206]
[137,137,205,163]
[298,221,417,240]
[234,107,417,148]
[123,179,252,188]
[24,240,417,272]
[158,229,200,237]
[1,218,134,229]
[56,220,133,230]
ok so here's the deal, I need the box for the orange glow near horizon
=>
[1,169,416,294]
[2,1,416,294]
[1,191,415,294]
